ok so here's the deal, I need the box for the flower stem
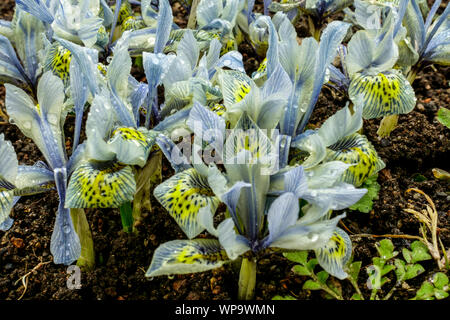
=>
[70,209,95,270]
[238,258,257,300]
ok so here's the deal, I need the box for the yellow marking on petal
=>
[208,103,226,117]
[66,162,136,208]
[112,127,147,144]
[220,38,236,56]
[174,246,228,264]
[113,1,133,25]
[97,63,108,76]
[315,228,351,279]
[45,43,72,86]
[349,71,415,119]
[326,133,383,187]
[154,168,220,239]
[121,16,145,31]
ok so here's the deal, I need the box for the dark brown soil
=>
[1,1,449,301]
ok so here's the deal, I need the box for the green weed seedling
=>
[275,239,433,300]
[413,272,449,300]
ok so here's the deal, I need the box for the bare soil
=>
[0,0,449,301]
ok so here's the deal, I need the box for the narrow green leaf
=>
[119,201,134,233]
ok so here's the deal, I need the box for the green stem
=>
[119,201,134,233]
[406,66,419,84]
[348,277,365,300]
[310,273,343,300]
[238,258,257,300]
[70,209,95,270]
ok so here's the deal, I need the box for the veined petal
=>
[270,214,344,251]
[154,0,173,54]
[303,183,367,210]
[315,227,352,280]
[217,218,250,260]
[143,52,175,89]
[217,69,252,110]
[50,207,81,265]
[325,133,385,187]
[305,161,352,189]
[0,34,28,85]
[0,134,18,187]
[56,37,100,96]
[267,192,299,243]
[44,42,72,86]
[251,57,267,85]
[146,239,229,277]
[13,10,46,85]
[15,164,54,190]
[16,0,54,24]
[0,190,14,225]
[65,161,136,208]
[291,132,327,169]
[108,127,157,167]
[154,168,220,239]
[317,103,363,147]
[283,165,308,197]
[349,70,416,119]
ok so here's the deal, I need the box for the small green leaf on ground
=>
[349,174,381,213]
[437,107,450,129]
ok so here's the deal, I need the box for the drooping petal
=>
[349,70,416,119]
[304,161,352,189]
[65,162,136,208]
[153,168,220,239]
[270,214,344,251]
[325,133,386,187]
[315,227,352,280]
[302,183,367,211]
[146,239,229,277]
